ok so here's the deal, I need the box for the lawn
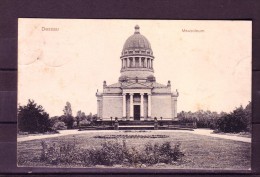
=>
[17,130,251,169]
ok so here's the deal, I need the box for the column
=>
[139,57,142,67]
[148,93,151,118]
[122,93,126,118]
[151,59,153,68]
[123,58,125,68]
[130,58,132,67]
[130,93,134,119]
[145,58,147,68]
[133,58,135,67]
[140,93,144,118]
[127,58,130,67]
[147,58,150,68]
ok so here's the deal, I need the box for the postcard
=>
[17,19,251,170]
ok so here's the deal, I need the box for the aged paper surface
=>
[17,19,251,170]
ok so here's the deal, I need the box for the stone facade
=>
[96,25,179,121]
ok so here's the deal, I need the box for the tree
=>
[92,114,98,122]
[76,110,83,127]
[244,101,252,132]
[18,99,51,133]
[63,102,72,116]
[177,102,251,132]
[86,112,93,122]
[81,112,87,120]
[178,110,220,129]
[62,102,74,129]
[216,103,251,133]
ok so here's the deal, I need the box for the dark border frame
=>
[0,0,259,176]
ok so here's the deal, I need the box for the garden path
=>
[175,129,250,143]
[17,129,251,143]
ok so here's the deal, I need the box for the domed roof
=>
[122,25,152,52]
[119,25,155,80]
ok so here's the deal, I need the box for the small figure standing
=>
[154,117,158,130]
[114,117,119,130]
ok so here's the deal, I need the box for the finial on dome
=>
[134,25,140,34]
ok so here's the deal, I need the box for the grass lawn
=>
[17,130,251,169]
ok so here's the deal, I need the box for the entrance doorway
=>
[134,105,140,120]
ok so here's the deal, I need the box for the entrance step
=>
[118,121,154,126]
[119,125,154,130]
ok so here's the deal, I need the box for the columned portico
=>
[122,89,152,120]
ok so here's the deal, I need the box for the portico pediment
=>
[121,82,153,89]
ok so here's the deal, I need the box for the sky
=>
[18,19,252,117]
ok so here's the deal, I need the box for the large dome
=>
[119,25,155,82]
[121,25,153,57]
[123,26,151,50]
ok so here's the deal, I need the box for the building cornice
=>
[120,54,155,59]
[120,68,154,73]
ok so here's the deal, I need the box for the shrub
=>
[40,139,79,165]
[84,141,185,166]
[39,140,185,167]
[82,141,125,166]
[79,119,91,126]
[92,141,184,166]
[141,142,184,165]
[52,121,67,130]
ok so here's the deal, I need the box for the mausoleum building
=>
[96,25,179,121]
